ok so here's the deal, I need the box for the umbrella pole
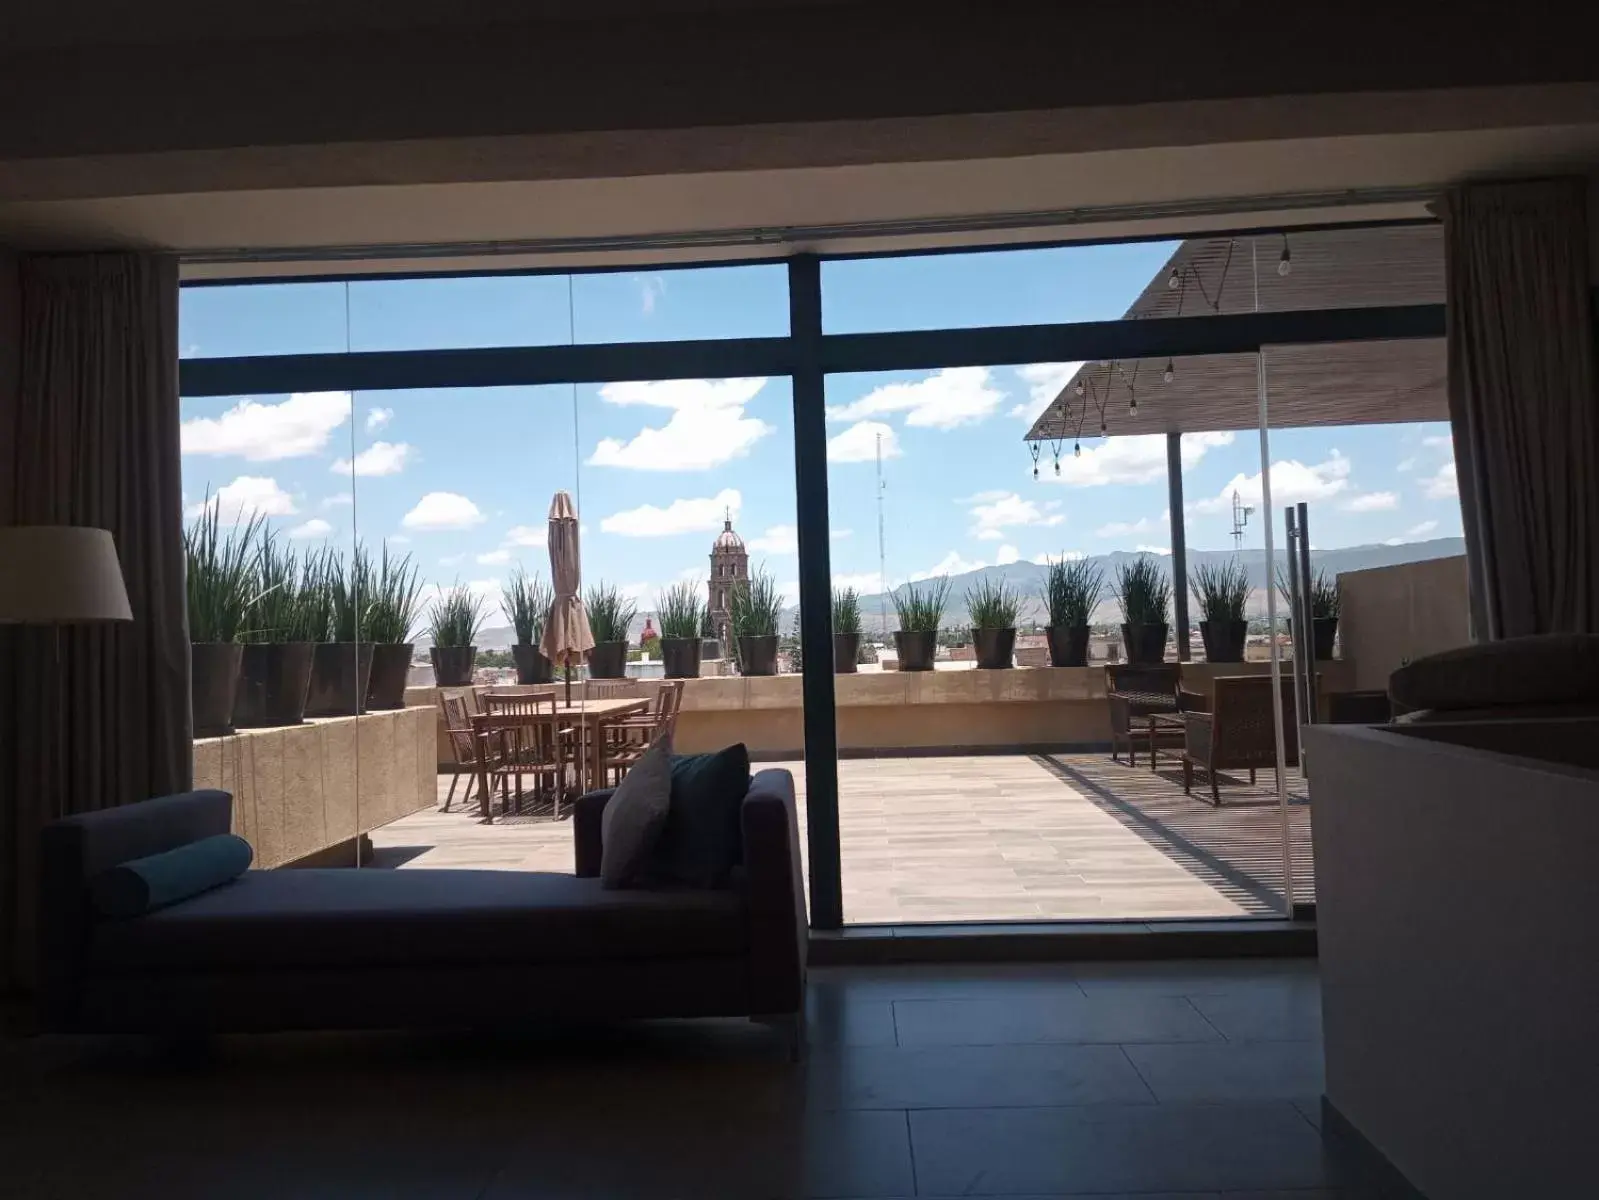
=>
[565,664,572,706]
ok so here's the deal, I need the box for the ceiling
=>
[1022,225,1448,438]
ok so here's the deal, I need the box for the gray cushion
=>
[652,744,752,888]
[90,833,254,919]
[600,734,673,888]
[1390,634,1599,713]
[88,868,747,973]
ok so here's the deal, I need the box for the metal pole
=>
[1284,509,1309,727]
[1258,345,1294,919]
[787,256,843,930]
[1296,501,1317,724]
[1166,431,1190,661]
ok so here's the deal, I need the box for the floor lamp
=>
[0,526,134,817]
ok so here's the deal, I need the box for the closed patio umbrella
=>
[539,490,594,704]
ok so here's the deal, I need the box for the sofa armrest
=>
[37,789,233,1030]
[740,769,807,1015]
[572,789,615,877]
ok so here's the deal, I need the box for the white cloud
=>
[365,406,393,432]
[1383,537,1404,547]
[588,378,772,471]
[778,579,802,607]
[181,392,351,461]
[911,550,985,581]
[1424,459,1459,500]
[331,441,414,477]
[1194,450,1352,513]
[286,518,334,540]
[1095,513,1166,538]
[827,367,1005,430]
[186,475,297,520]
[321,491,354,509]
[388,535,411,545]
[832,528,853,540]
[748,525,798,555]
[1136,544,1173,556]
[1014,361,1085,407]
[832,571,884,594]
[1406,520,1440,538]
[1044,432,1234,487]
[601,488,741,538]
[1040,550,1088,564]
[996,544,1021,566]
[1422,434,1452,449]
[504,525,546,548]
[638,275,666,315]
[827,420,901,463]
[618,580,657,605]
[402,492,486,531]
[476,549,512,565]
[1396,456,1417,473]
[1007,403,1033,421]
[1341,491,1399,513]
[968,492,1064,540]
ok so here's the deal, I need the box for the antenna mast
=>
[1230,489,1255,554]
[876,430,888,636]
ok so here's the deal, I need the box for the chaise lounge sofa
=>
[36,769,807,1053]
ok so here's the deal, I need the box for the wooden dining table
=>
[553,697,651,795]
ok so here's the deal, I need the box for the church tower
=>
[707,512,749,646]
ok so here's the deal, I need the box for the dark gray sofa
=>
[37,769,807,1050]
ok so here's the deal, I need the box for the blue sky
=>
[178,246,1461,624]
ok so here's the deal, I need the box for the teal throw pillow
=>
[90,834,254,919]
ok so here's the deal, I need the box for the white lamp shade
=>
[0,526,133,624]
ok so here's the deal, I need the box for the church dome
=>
[713,518,745,553]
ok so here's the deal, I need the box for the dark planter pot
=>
[1199,618,1248,664]
[894,630,937,672]
[1313,616,1339,661]
[1045,625,1090,668]
[430,645,477,687]
[660,637,702,679]
[365,643,414,710]
[738,634,780,677]
[512,644,554,684]
[234,642,314,728]
[589,640,629,679]
[833,632,861,674]
[973,627,1017,669]
[191,642,243,738]
[1288,616,1341,662]
[305,642,375,717]
[1121,622,1169,666]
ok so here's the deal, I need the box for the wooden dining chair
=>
[482,687,557,715]
[600,681,685,786]
[584,679,635,700]
[471,708,567,822]
[439,690,492,812]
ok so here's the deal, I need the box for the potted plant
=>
[729,568,784,676]
[365,543,423,710]
[1191,559,1250,663]
[1041,557,1102,667]
[1276,566,1343,661]
[831,587,862,674]
[428,582,486,686]
[235,530,320,727]
[183,501,263,737]
[586,583,635,679]
[892,575,949,672]
[303,548,372,717]
[656,581,705,679]
[502,568,554,684]
[966,576,1020,669]
[1114,555,1172,665]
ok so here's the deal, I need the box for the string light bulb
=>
[1074,440,1081,458]
[1163,359,1175,384]
[1129,396,1139,417]
[1074,380,1085,398]
[1167,268,1181,290]
[1277,235,1292,277]
[1099,419,1107,436]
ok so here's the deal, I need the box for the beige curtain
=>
[0,253,189,992]
[1443,179,1599,638]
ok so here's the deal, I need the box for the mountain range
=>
[448,537,1463,647]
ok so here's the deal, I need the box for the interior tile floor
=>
[374,754,1312,923]
[2,958,1391,1198]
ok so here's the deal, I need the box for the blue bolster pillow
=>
[90,834,254,919]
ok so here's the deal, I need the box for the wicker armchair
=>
[1106,663,1183,765]
[1181,674,1300,806]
